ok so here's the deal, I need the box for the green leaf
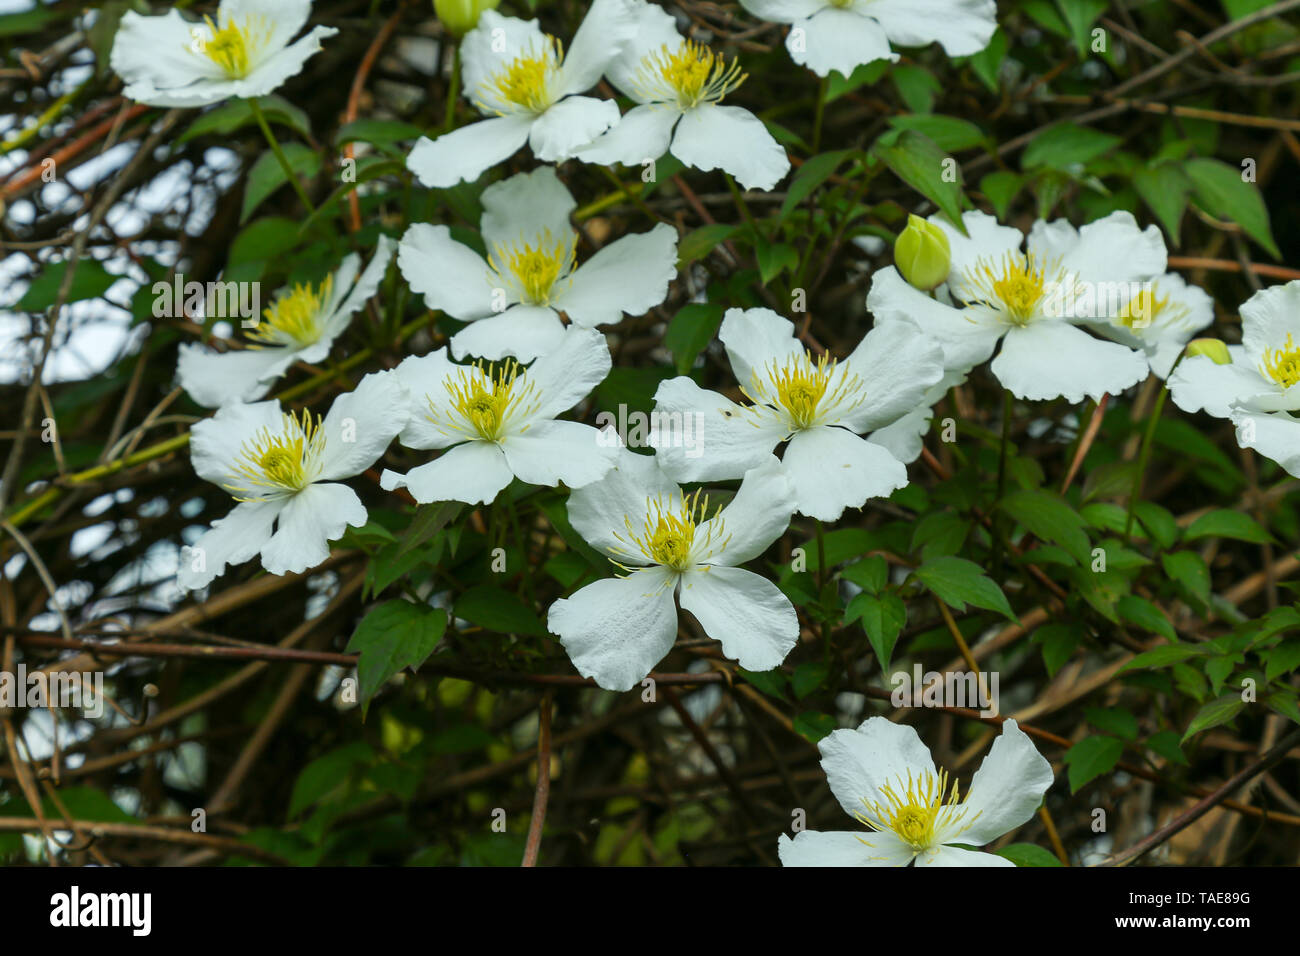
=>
[17,260,118,311]
[871,130,967,233]
[1182,694,1246,741]
[663,303,724,374]
[755,238,799,284]
[0,8,63,37]
[888,115,986,152]
[995,843,1063,867]
[396,501,462,558]
[1022,123,1120,171]
[1184,509,1273,545]
[1117,595,1177,641]
[738,667,789,699]
[1183,157,1280,259]
[1031,624,1080,677]
[980,171,1024,221]
[779,149,854,221]
[1265,641,1300,683]
[841,556,888,595]
[336,119,425,148]
[1086,706,1139,741]
[288,742,373,817]
[455,584,547,637]
[792,661,829,700]
[1056,0,1109,57]
[967,27,1007,92]
[228,217,301,268]
[345,602,447,716]
[677,224,736,266]
[793,711,837,743]
[891,64,941,113]
[912,556,1017,621]
[1145,729,1189,766]
[180,95,311,144]
[1162,551,1211,605]
[846,592,907,672]
[1132,164,1191,245]
[1000,489,1091,565]
[1120,642,1206,672]
[241,144,321,223]
[1063,736,1124,792]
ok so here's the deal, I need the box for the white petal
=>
[557,0,639,95]
[947,718,1054,847]
[381,440,513,505]
[460,11,546,98]
[719,307,805,391]
[317,370,406,481]
[740,0,832,25]
[261,482,365,575]
[111,10,224,92]
[867,0,998,55]
[790,8,895,77]
[604,3,687,99]
[670,104,790,192]
[177,343,295,409]
[839,319,945,432]
[867,267,1002,373]
[934,211,1026,304]
[448,306,567,362]
[566,449,680,559]
[548,567,680,691]
[1166,348,1268,419]
[867,403,933,465]
[501,420,618,488]
[177,499,282,591]
[1028,211,1167,286]
[572,104,680,167]
[1240,280,1300,364]
[391,348,481,450]
[778,829,913,867]
[523,325,612,420]
[694,456,795,566]
[397,223,495,319]
[783,426,907,520]
[649,376,781,483]
[555,223,678,328]
[992,321,1148,403]
[529,96,621,162]
[189,399,285,490]
[320,235,395,337]
[1232,409,1300,478]
[406,114,534,189]
[678,566,798,671]
[230,26,336,101]
[480,167,576,252]
[917,844,1015,867]
[223,0,312,56]
[818,717,937,820]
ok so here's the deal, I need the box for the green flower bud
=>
[1185,338,1232,365]
[894,215,952,292]
[434,0,499,38]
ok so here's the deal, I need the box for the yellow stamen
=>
[195,15,272,79]
[633,41,747,110]
[1261,333,1300,389]
[249,275,333,348]
[611,490,731,572]
[477,38,563,114]
[431,360,539,443]
[1116,283,1184,331]
[962,252,1062,326]
[743,352,865,431]
[487,230,575,306]
[225,410,324,500]
[853,767,982,856]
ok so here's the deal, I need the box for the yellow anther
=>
[226,410,324,500]
[611,490,731,572]
[963,251,1062,326]
[1261,333,1300,389]
[633,41,747,110]
[487,230,575,306]
[478,38,563,114]
[195,15,272,79]
[853,767,982,854]
[432,360,539,442]
[742,352,866,431]
[250,275,333,348]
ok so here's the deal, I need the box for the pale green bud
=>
[1185,338,1232,365]
[435,0,499,38]
[894,215,952,292]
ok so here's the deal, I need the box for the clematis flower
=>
[649,308,944,520]
[1081,272,1213,379]
[779,716,1054,867]
[379,326,618,504]
[738,0,997,78]
[867,210,1164,404]
[406,0,638,188]
[547,451,799,691]
[178,237,395,408]
[111,0,338,108]
[179,370,405,591]
[398,166,677,362]
[573,0,790,192]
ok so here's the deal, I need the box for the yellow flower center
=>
[963,252,1062,326]
[249,275,333,348]
[1261,333,1300,389]
[612,490,731,572]
[1116,283,1185,332]
[478,38,563,114]
[487,231,575,306]
[433,360,539,443]
[633,41,746,110]
[196,15,272,79]
[743,352,865,431]
[226,410,324,500]
[853,767,982,855]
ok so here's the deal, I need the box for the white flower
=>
[111,0,338,107]
[178,237,395,408]
[1082,272,1213,379]
[547,451,799,691]
[867,210,1164,404]
[573,0,790,192]
[779,716,1054,867]
[1167,281,1300,477]
[398,166,678,363]
[739,0,997,78]
[406,0,638,188]
[649,308,944,520]
[179,371,405,591]
[380,326,618,504]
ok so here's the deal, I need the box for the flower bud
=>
[434,0,499,38]
[894,215,951,292]
[1185,338,1231,365]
